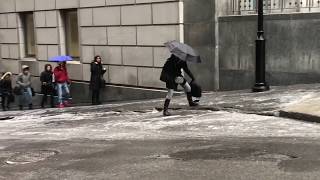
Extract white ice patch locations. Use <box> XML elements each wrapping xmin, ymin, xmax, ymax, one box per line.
<box><xmin>1</xmin><ymin>99</ymin><xmax>320</xmax><ymax>141</ymax></box>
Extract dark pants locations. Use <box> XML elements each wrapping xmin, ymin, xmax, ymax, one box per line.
<box><xmin>41</xmin><ymin>85</ymin><xmax>54</xmax><ymax>107</ymax></box>
<box><xmin>1</xmin><ymin>94</ymin><xmax>10</xmax><ymax>110</ymax></box>
<box><xmin>92</xmin><ymin>90</ymin><xmax>100</xmax><ymax>105</ymax></box>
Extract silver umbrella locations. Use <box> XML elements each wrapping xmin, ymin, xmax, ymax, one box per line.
<box><xmin>164</xmin><ymin>40</ymin><xmax>202</xmax><ymax>63</ymax></box>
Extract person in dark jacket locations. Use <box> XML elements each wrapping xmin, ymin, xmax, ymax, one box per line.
<box><xmin>40</xmin><ymin>64</ymin><xmax>54</xmax><ymax>108</ymax></box>
<box><xmin>160</xmin><ymin>54</ymin><xmax>198</xmax><ymax>116</ymax></box>
<box><xmin>0</xmin><ymin>72</ymin><xmax>13</xmax><ymax>111</ymax></box>
<box><xmin>90</xmin><ymin>55</ymin><xmax>107</xmax><ymax>105</ymax></box>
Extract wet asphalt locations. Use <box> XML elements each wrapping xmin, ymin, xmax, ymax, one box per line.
<box><xmin>1</xmin><ymin>137</ymin><xmax>320</xmax><ymax>180</ymax></box>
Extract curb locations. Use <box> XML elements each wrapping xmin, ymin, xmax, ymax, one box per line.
<box><xmin>279</xmin><ymin>110</ymin><xmax>320</xmax><ymax>123</ymax></box>
<box><xmin>155</xmin><ymin>105</ymin><xmax>221</xmax><ymax>112</ymax></box>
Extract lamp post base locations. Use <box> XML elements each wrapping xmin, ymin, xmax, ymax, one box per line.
<box><xmin>252</xmin><ymin>83</ymin><xmax>270</xmax><ymax>92</ymax></box>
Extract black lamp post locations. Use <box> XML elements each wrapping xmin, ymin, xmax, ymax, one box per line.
<box><xmin>252</xmin><ymin>0</ymin><xmax>269</xmax><ymax>92</ymax></box>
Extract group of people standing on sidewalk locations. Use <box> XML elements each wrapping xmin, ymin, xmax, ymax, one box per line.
<box><xmin>40</xmin><ymin>62</ymin><xmax>71</xmax><ymax>109</ymax></box>
<box><xmin>0</xmin><ymin>55</ymin><xmax>107</xmax><ymax>111</ymax></box>
<box><xmin>0</xmin><ymin>62</ymin><xmax>71</xmax><ymax>111</ymax></box>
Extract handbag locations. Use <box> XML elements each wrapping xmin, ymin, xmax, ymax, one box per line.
<box><xmin>9</xmin><ymin>94</ymin><xmax>15</xmax><ymax>103</ymax></box>
<box><xmin>13</xmin><ymin>86</ymin><xmax>22</xmax><ymax>95</ymax></box>
<box><xmin>100</xmin><ymin>78</ymin><xmax>106</xmax><ymax>88</ymax></box>
<box><xmin>190</xmin><ymin>82</ymin><xmax>202</xmax><ymax>98</ymax></box>
<box><xmin>31</xmin><ymin>87</ymin><xmax>35</xmax><ymax>96</ymax></box>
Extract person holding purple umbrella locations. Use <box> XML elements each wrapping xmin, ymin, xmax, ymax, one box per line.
<box><xmin>53</xmin><ymin>62</ymin><xmax>71</xmax><ymax>108</ymax></box>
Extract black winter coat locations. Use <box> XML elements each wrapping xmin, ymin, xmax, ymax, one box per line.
<box><xmin>40</xmin><ymin>70</ymin><xmax>54</xmax><ymax>94</ymax></box>
<box><xmin>0</xmin><ymin>79</ymin><xmax>12</xmax><ymax>95</ymax></box>
<box><xmin>90</xmin><ymin>62</ymin><xmax>106</xmax><ymax>90</ymax></box>
<box><xmin>160</xmin><ymin>55</ymin><xmax>195</xmax><ymax>90</ymax></box>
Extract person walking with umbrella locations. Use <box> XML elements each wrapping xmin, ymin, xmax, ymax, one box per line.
<box><xmin>160</xmin><ymin>41</ymin><xmax>202</xmax><ymax>116</ymax></box>
<box><xmin>90</xmin><ymin>55</ymin><xmax>107</xmax><ymax>105</ymax></box>
<box><xmin>40</xmin><ymin>64</ymin><xmax>55</xmax><ymax>108</ymax></box>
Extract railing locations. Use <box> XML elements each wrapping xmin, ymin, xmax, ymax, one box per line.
<box><xmin>231</xmin><ymin>0</ymin><xmax>320</xmax><ymax>15</ymax></box>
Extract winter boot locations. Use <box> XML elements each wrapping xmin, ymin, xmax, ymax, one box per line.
<box><xmin>50</xmin><ymin>97</ymin><xmax>55</xmax><ymax>108</ymax></box>
<box><xmin>187</xmin><ymin>93</ymin><xmax>198</xmax><ymax>107</ymax></box>
<box><xmin>57</xmin><ymin>103</ymin><xmax>65</xmax><ymax>108</ymax></box>
<box><xmin>63</xmin><ymin>101</ymin><xmax>71</xmax><ymax>107</ymax></box>
<box><xmin>163</xmin><ymin>99</ymin><xmax>171</xmax><ymax>116</ymax></box>
<box><xmin>19</xmin><ymin>105</ymin><xmax>23</xmax><ymax>110</ymax></box>
<box><xmin>41</xmin><ymin>97</ymin><xmax>45</xmax><ymax>108</ymax></box>
<box><xmin>28</xmin><ymin>104</ymin><xmax>33</xmax><ymax>110</ymax></box>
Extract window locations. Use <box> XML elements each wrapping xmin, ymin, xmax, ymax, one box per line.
<box><xmin>22</xmin><ymin>13</ymin><xmax>35</xmax><ymax>57</ymax></box>
<box><xmin>63</xmin><ymin>10</ymin><xmax>79</xmax><ymax>59</ymax></box>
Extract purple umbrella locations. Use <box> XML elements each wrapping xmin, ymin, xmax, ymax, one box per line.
<box><xmin>49</xmin><ymin>55</ymin><xmax>73</xmax><ymax>62</ymax></box>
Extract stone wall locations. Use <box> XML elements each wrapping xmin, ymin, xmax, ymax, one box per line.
<box><xmin>219</xmin><ymin>13</ymin><xmax>320</xmax><ymax>90</ymax></box>
<box><xmin>183</xmin><ymin>0</ymin><xmax>216</xmax><ymax>90</ymax></box>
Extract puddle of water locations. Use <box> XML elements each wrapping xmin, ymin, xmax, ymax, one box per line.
<box><xmin>169</xmin><ymin>146</ymin><xmax>297</xmax><ymax>162</ymax></box>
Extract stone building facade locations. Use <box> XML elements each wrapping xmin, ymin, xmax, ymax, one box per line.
<box><xmin>0</xmin><ymin>0</ymin><xmax>185</xmax><ymax>101</ymax></box>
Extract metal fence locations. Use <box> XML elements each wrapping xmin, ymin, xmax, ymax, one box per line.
<box><xmin>231</xmin><ymin>0</ymin><xmax>320</xmax><ymax>15</ymax></box>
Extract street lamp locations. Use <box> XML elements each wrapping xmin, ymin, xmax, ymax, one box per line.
<box><xmin>252</xmin><ymin>0</ymin><xmax>269</xmax><ymax>92</ymax></box>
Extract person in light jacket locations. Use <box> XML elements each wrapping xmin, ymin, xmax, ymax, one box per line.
<box><xmin>17</xmin><ymin>65</ymin><xmax>33</xmax><ymax>110</ymax></box>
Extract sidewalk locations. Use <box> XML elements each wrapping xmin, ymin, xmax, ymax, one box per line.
<box><xmin>280</xmin><ymin>97</ymin><xmax>320</xmax><ymax>123</ymax></box>
<box><xmin>1</xmin><ymin>83</ymin><xmax>320</xmax><ymax>123</ymax></box>
<box><xmin>155</xmin><ymin>83</ymin><xmax>320</xmax><ymax>123</ymax></box>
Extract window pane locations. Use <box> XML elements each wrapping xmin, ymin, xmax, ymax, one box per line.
<box><xmin>24</xmin><ymin>13</ymin><xmax>35</xmax><ymax>57</ymax></box>
<box><xmin>65</xmin><ymin>11</ymin><xmax>79</xmax><ymax>58</ymax></box>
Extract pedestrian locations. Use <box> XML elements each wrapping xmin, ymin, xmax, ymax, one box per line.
<box><xmin>53</xmin><ymin>62</ymin><xmax>71</xmax><ymax>108</ymax></box>
<box><xmin>40</xmin><ymin>64</ymin><xmax>55</xmax><ymax>108</ymax></box>
<box><xmin>160</xmin><ymin>54</ymin><xmax>198</xmax><ymax>116</ymax></box>
<box><xmin>0</xmin><ymin>72</ymin><xmax>13</xmax><ymax>111</ymax></box>
<box><xmin>90</xmin><ymin>55</ymin><xmax>107</xmax><ymax>105</ymax></box>
<box><xmin>17</xmin><ymin>65</ymin><xmax>33</xmax><ymax>110</ymax></box>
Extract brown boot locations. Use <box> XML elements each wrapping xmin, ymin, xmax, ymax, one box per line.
<box><xmin>163</xmin><ymin>99</ymin><xmax>171</xmax><ymax>116</ymax></box>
